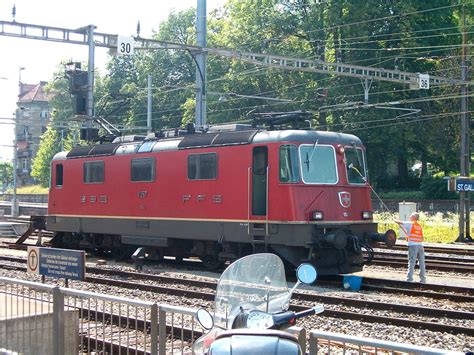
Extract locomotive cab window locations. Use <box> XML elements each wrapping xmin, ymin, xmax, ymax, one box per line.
<box><xmin>188</xmin><ymin>153</ymin><xmax>217</xmax><ymax>180</ymax></box>
<box><xmin>55</xmin><ymin>163</ymin><xmax>63</xmax><ymax>187</ymax></box>
<box><xmin>345</xmin><ymin>146</ymin><xmax>367</xmax><ymax>184</ymax></box>
<box><xmin>299</xmin><ymin>145</ymin><xmax>337</xmax><ymax>184</ymax></box>
<box><xmin>131</xmin><ymin>157</ymin><xmax>155</xmax><ymax>182</ymax></box>
<box><xmin>83</xmin><ymin>161</ymin><xmax>104</xmax><ymax>183</ymax></box>
<box><xmin>279</xmin><ymin>145</ymin><xmax>300</xmax><ymax>183</ymax></box>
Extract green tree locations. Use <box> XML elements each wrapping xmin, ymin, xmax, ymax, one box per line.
<box><xmin>31</xmin><ymin>65</ymin><xmax>74</xmax><ymax>187</ymax></box>
<box><xmin>95</xmin><ymin>9</ymin><xmax>198</xmax><ymax>132</ymax></box>
<box><xmin>214</xmin><ymin>0</ymin><xmax>464</xmax><ymax>187</ymax></box>
<box><xmin>36</xmin><ymin>0</ymin><xmax>470</xmax><ymax>191</ymax></box>
<box><xmin>0</xmin><ymin>161</ymin><xmax>13</xmax><ymax>193</ymax></box>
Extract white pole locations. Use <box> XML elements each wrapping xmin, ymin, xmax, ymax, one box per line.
<box><xmin>147</xmin><ymin>75</ymin><xmax>152</xmax><ymax>133</ymax></box>
<box><xmin>87</xmin><ymin>25</ymin><xmax>95</xmax><ymax>127</ymax></box>
<box><xmin>12</xmin><ymin>67</ymin><xmax>24</xmax><ymax>217</ymax></box>
<box><xmin>195</xmin><ymin>0</ymin><xmax>207</xmax><ymax>128</ymax></box>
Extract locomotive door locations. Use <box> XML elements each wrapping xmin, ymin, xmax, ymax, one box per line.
<box><xmin>251</xmin><ymin>146</ymin><xmax>268</xmax><ymax>216</ymax></box>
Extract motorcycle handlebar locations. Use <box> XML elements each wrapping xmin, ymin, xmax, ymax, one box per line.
<box><xmin>295</xmin><ymin>305</ymin><xmax>324</xmax><ymax>319</ymax></box>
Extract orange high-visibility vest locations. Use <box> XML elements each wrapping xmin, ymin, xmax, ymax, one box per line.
<box><xmin>407</xmin><ymin>221</ymin><xmax>423</xmax><ymax>243</ymax></box>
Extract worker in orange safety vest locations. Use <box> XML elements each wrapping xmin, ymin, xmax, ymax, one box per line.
<box><xmin>395</xmin><ymin>212</ymin><xmax>426</xmax><ymax>283</ymax></box>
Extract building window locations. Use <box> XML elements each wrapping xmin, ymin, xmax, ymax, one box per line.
<box><xmin>40</xmin><ymin>111</ymin><xmax>48</xmax><ymax>119</ymax></box>
<box><xmin>56</xmin><ymin>164</ymin><xmax>63</xmax><ymax>187</ymax></box>
<box><xmin>131</xmin><ymin>158</ymin><xmax>155</xmax><ymax>182</ymax></box>
<box><xmin>83</xmin><ymin>161</ymin><xmax>104</xmax><ymax>183</ymax></box>
<box><xmin>188</xmin><ymin>153</ymin><xmax>217</xmax><ymax>180</ymax></box>
<box><xmin>21</xmin><ymin>159</ymin><xmax>28</xmax><ymax>172</ymax></box>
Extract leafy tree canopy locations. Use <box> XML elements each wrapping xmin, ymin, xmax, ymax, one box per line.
<box><xmin>34</xmin><ymin>1</ymin><xmax>473</xmax><ymax>188</ymax></box>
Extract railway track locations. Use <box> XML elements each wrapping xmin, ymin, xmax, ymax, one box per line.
<box><xmin>1</xmin><ymin>253</ymin><xmax>472</xmax><ymax>302</ymax></box>
<box><xmin>374</xmin><ymin>250</ymin><xmax>474</xmax><ymax>263</ymax></box>
<box><xmin>370</xmin><ymin>255</ymin><xmax>474</xmax><ymax>273</ymax></box>
<box><xmin>1</xmin><ymin>239</ymin><xmax>474</xmax><ymax>274</ymax></box>
<box><xmin>1</xmin><ymin>256</ymin><xmax>472</xmax><ymax>337</ymax></box>
<box><xmin>376</xmin><ymin>244</ymin><xmax>474</xmax><ymax>257</ymax></box>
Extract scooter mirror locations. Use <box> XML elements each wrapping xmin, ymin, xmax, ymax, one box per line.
<box><xmin>196</xmin><ymin>308</ymin><xmax>214</xmax><ymax>330</ymax></box>
<box><xmin>296</xmin><ymin>263</ymin><xmax>317</xmax><ymax>284</ymax></box>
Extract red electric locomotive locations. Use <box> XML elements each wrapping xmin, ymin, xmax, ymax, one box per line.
<box><xmin>46</xmin><ymin>123</ymin><xmax>395</xmax><ymax>274</ymax></box>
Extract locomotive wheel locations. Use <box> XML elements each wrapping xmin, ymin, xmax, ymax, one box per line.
<box><xmin>62</xmin><ymin>233</ymin><xmax>80</xmax><ymax>249</ymax></box>
<box><xmin>50</xmin><ymin>232</ymin><xmax>64</xmax><ymax>248</ymax></box>
<box><xmin>200</xmin><ymin>255</ymin><xmax>223</xmax><ymax>271</ymax></box>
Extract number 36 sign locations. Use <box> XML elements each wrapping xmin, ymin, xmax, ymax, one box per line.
<box><xmin>117</xmin><ymin>35</ymin><xmax>135</xmax><ymax>56</ymax></box>
<box><xmin>418</xmin><ymin>74</ymin><xmax>430</xmax><ymax>90</ymax></box>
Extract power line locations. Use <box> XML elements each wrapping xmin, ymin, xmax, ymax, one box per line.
<box><xmin>338</xmin><ymin>31</ymin><xmax>469</xmax><ymax>48</ymax></box>
<box><xmin>306</xmin><ymin>25</ymin><xmax>464</xmax><ymax>46</ymax></box>
<box><xmin>343</xmin><ymin>110</ymin><xmax>472</xmax><ymax>133</ymax></box>
<box><xmin>236</xmin><ymin>3</ymin><xmax>463</xmax><ymax>50</ymax></box>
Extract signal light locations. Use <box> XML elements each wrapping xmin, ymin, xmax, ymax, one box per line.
<box><xmin>362</xmin><ymin>211</ymin><xmax>373</xmax><ymax>219</ymax></box>
<box><xmin>337</xmin><ymin>144</ymin><xmax>345</xmax><ymax>155</ymax></box>
<box><xmin>312</xmin><ymin>211</ymin><xmax>324</xmax><ymax>221</ymax></box>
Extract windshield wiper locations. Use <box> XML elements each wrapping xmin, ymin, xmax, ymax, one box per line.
<box><xmin>305</xmin><ymin>139</ymin><xmax>319</xmax><ymax>171</ymax></box>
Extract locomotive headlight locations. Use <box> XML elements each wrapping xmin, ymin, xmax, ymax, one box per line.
<box><xmin>362</xmin><ymin>211</ymin><xmax>373</xmax><ymax>219</ymax></box>
<box><xmin>312</xmin><ymin>211</ymin><xmax>324</xmax><ymax>221</ymax></box>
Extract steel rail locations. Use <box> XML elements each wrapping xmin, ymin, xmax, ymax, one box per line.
<box><xmin>61</xmin><ymin>275</ymin><xmax>474</xmax><ymax>337</ymax></box>
<box><xmin>0</xmin><ymin>255</ymin><xmax>472</xmax><ymax>300</ymax></box>
<box><xmin>370</xmin><ymin>258</ymin><xmax>473</xmax><ymax>273</ymax></box>
<box><xmin>376</xmin><ymin>244</ymin><xmax>474</xmax><ymax>256</ymax></box>
<box><xmin>0</xmin><ymin>260</ymin><xmax>472</xmax><ymax>336</ymax></box>
<box><xmin>374</xmin><ymin>250</ymin><xmax>474</xmax><ymax>263</ymax></box>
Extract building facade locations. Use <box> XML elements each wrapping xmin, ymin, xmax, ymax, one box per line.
<box><xmin>15</xmin><ymin>81</ymin><xmax>53</xmax><ymax>187</ymax></box>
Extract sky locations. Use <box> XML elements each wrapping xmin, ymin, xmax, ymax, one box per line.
<box><xmin>0</xmin><ymin>0</ymin><xmax>226</xmax><ymax>161</ymax></box>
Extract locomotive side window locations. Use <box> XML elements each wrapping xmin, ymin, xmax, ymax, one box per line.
<box><xmin>279</xmin><ymin>145</ymin><xmax>300</xmax><ymax>183</ymax></box>
<box><xmin>345</xmin><ymin>147</ymin><xmax>367</xmax><ymax>184</ymax></box>
<box><xmin>83</xmin><ymin>161</ymin><xmax>104</xmax><ymax>183</ymax></box>
<box><xmin>188</xmin><ymin>153</ymin><xmax>217</xmax><ymax>180</ymax></box>
<box><xmin>299</xmin><ymin>145</ymin><xmax>337</xmax><ymax>184</ymax></box>
<box><xmin>131</xmin><ymin>158</ymin><xmax>155</xmax><ymax>182</ymax></box>
<box><xmin>252</xmin><ymin>146</ymin><xmax>268</xmax><ymax>175</ymax></box>
<box><xmin>55</xmin><ymin>164</ymin><xmax>63</xmax><ymax>187</ymax></box>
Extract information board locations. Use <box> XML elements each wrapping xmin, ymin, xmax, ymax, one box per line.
<box><xmin>27</xmin><ymin>246</ymin><xmax>86</xmax><ymax>281</ymax></box>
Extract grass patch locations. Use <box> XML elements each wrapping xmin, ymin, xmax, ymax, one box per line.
<box><xmin>374</xmin><ymin>212</ymin><xmax>473</xmax><ymax>244</ymax></box>
<box><xmin>7</xmin><ymin>185</ymin><xmax>49</xmax><ymax>194</ymax></box>
<box><xmin>374</xmin><ymin>190</ymin><xmax>424</xmax><ymax>200</ymax></box>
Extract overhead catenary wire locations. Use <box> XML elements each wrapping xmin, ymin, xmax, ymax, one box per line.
<box><xmin>304</xmin><ymin>26</ymin><xmax>466</xmax><ymax>47</ymax></box>
<box><xmin>207</xmin><ymin>89</ymin><xmax>473</xmax><ymax>117</ymax></box>
<box><xmin>344</xmin><ymin>110</ymin><xmax>473</xmax><ymax>133</ymax></box>
<box><xmin>104</xmin><ymin>72</ymin><xmax>465</xmax><ymax>125</ymax></box>
<box><xmin>49</xmin><ymin>3</ymin><xmax>469</xmax><ymax>131</ymax></box>
<box><xmin>236</xmin><ymin>3</ymin><xmax>464</xmax><ymax>50</ymax></box>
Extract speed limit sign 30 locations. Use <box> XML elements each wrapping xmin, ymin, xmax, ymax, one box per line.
<box><xmin>117</xmin><ymin>35</ymin><xmax>135</xmax><ymax>56</ymax></box>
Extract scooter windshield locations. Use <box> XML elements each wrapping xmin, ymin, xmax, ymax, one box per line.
<box><xmin>213</xmin><ymin>253</ymin><xmax>289</xmax><ymax>329</ymax></box>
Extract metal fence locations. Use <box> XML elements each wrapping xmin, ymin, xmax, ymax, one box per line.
<box><xmin>308</xmin><ymin>330</ymin><xmax>462</xmax><ymax>355</ymax></box>
<box><xmin>0</xmin><ymin>277</ymin><xmax>462</xmax><ymax>355</ymax></box>
<box><xmin>0</xmin><ymin>277</ymin><xmax>203</xmax><ymax>355</ymax></box>
<box><xmin>0</xmin><ymin>195</ymin><xmax>49</xmax><ymax>204</ymax></box>
<box><xmin>0</xmin><ymin>194</ymin><xmax>466</xmax><ymax>213</ymax></box>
